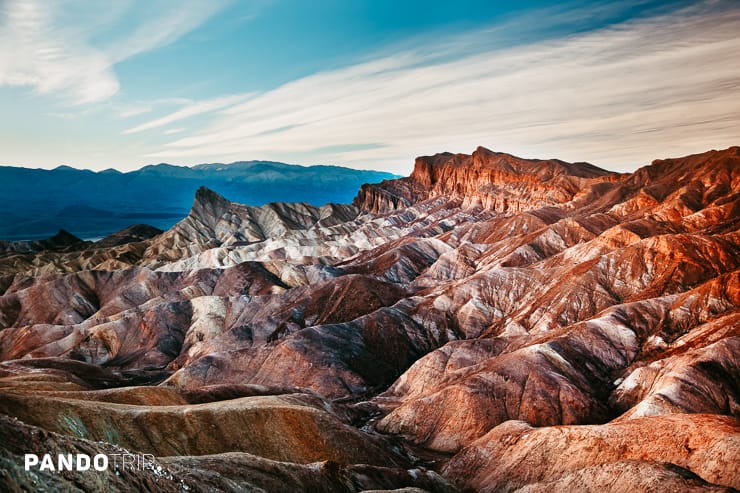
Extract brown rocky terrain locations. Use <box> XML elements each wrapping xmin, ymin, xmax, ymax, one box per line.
<box><xmin>442</xmin><ymin>414</ymin><xmax>739</xmax><ymax>492</ymax></box>
<box><xmin>0</xmin><ymin>146</ymin><xmax>738</xmax><ymax>491</ymax></box>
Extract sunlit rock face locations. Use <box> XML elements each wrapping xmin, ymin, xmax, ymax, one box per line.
<box><xmin>354</xmin><ymin>146</ymin><xmax>619</xmax><ymax>214</ymax></box>
<box><xmin>1</xmin><ymin>146</ymin><xmax>738</xmax><ymax>492</ymax></box>
<box><xmin>442</xmin><ymin>414</ymin><xmax>740</xmax><ymax>492</ymax></box>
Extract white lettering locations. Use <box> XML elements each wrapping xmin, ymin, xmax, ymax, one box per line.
<box><xmin>24</xmin><ymin>454</ymin><xmax>38</xmax><ymax>471</ymax></box>
<box><xmin>109</xmin><ymin>453</ymin><xmax>121</xmax><ymax>469</ymax></box>
<box><xmin>40</xmin><ymin>454</ymin><xmax>54</xmax><ymax>471</ymax></box>
<box><xmin>22</xmin><ymin>452</ymin><xmax>150</xmax><ymax>472</ymax></box>
<box><xmin>76</xmin><ymin>454</ymin><xmax>90</xmax><ymax>471</ymax></box>
<box><xmin>93</xmin><ymin>454</ymin><xmax>108</xmax><ymax>471</ymax></box>
<box><xmin>122</xmin><ymin>453</ymin><xmax>135</xmax><ymax>470</ymax></box>
<box><xmin>58</xmin><ymin>454</ymin><xmax>74</xmax><ymax>471</ymax></box>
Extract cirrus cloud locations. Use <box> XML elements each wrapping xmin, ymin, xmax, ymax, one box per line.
<box><xmin>145</xmin><ymin>1</ymin><xmax>740</xmax><ymax>173</ymax></box>
<box><xmin>0</xmin><ymin>0</ymin><xmax>230</xmax><ymax>105</ymax></box>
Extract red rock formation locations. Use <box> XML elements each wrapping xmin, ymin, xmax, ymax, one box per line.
<box><xmin>443</xmin><ymin>414</ymin><xmax>740</xmax><ymax>491</ymax></box>
<box><xmin>354</xmin><ymin>147</ymin><xmax>619</xmax><ymax>213</ymax></box>
<box><xmin>0</xmin><ymin>145</ymin><xmax>738</xmax><ymax>492</ymax></box>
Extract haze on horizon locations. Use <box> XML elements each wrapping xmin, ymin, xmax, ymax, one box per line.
<box><xmin>0</xmin><ymin>0</ymin><xmax>738</xmax><ymax>175</ymax></box>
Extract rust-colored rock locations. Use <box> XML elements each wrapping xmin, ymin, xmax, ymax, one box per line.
<box><xmin>443</xmin><ymin>414</ymin><xmax>740</xmax><ymax>492</ymax></box>
<box><xmin>1</xmin><ymin>146</ymin><xmax>739</xmax><ymax>491</ymax></box>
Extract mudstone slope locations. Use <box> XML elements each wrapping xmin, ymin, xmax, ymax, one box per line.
<box><xmin>0</xmin><ymin>146</ymin><xmax>738</xmax><ymax>492</ymax></box>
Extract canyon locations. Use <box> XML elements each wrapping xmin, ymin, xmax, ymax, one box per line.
<box><xmin>0</xmin><ymin>146</ymin><xmax>738</xmax><ymax>492</ymax></box>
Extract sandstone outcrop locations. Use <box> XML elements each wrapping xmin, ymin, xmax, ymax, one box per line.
<box><xmin>354</xmin><ymin>146</ymin><xmax>618</xmax><ymax>213</ymax></box>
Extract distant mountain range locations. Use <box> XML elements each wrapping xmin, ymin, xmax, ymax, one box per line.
<box><xmin>0</xmin><ymin>161</ymin><xmax>398</xmax><ymax>240</ymax></box>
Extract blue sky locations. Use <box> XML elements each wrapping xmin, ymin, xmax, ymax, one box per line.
<box><xmin>1</xmin><ymin>0</ymin><xmax>738</xmax><ymax>174</ymax></box>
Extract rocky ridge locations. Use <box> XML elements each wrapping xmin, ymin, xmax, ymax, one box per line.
<box><xmin>354</xmin><ymin>146</ymin><xmax>619</xmax><ymax>213</ymax></box>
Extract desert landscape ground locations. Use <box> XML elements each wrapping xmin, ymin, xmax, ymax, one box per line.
<box><xmin>0</xmin><ymin>145</ymin><xmax>737</xmax><ymax>492</ymax></box>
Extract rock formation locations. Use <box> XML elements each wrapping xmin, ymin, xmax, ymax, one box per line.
<box><xmin>0</xmin><ymin>146</ymin><xmax>738</xmax><ymax>491</ymax></box>
<box><xmin>354</xmin><ymin>146</ymin><xmax>618</xmax><ymax>213</ymax></box>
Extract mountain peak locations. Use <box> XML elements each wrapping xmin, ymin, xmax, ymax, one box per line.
<box><xmin>412</xmin><ymin>148</ymin><xmax>610</xmax><ymax>184</ymax></box>
<box><xmin>188</xmin><ymin>186</ymin><xmax>232</xmax><ymax>229</ymax></box>
<box><xmin>99</xmin><ymin>168</ymin><xmax>122</xmax><ymax>175</ymax></box>
<box><xmin>194</xmin><ymin>185</ymin><xmax>228</xmax><ymax>204</ymax></box>
<box><xmin>49</xmin><ymin>229</ymin><xmax>83</xmax><ymax>244</ymax></box>
<box><xmin>356</xmin><ymin>147</ymin><xmax>616</xmax><ymax>213</ymax></box>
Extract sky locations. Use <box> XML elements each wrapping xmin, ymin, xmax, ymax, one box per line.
<box><xmin>0</xmin><ymin>0</ymin><xmax>738</xmax><ymax>175</ymax></box>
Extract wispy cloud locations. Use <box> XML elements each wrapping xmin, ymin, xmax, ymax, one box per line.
<box><xmin>115</xmin><ymin>97</ymin><xmax>193</xmax><ymax>119</ymax></box>
<box><xmin>0</xmin><ymin>1</ymin><xmax>119</xmax><ymax>104</ymax></box>
<box><xmin>146</xmin><ymin>1</ymin><xmax>740</xmax><ymax>173</ymax></box>
<box><xmin>163</xmin><ymin>127</ymin><xmax>186</xmax><ymax>135</ymax></box>
<box><xmin>104</xmin><ymin>1</ymin><xmax>231</xmax><ymax>63</ymax></box>
<box><xmin>123</xmin><ymin>93</ymin><xmax>254</xmax><ymax>134</ymax></box>
<box><xmin>0</xmin><ymin>0</ymin><xmax>230</xmax><ymax>104</ymax></box>
<box><xmin>118</xmin><ymin>106</ymin><xmax>152</xmax><ymax>119</ymax></box>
